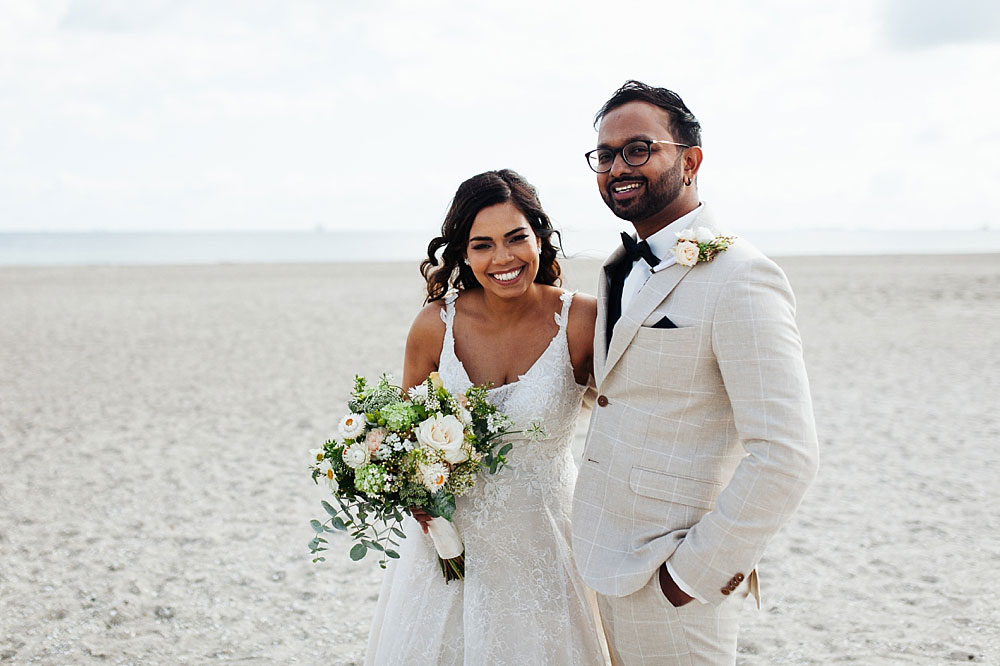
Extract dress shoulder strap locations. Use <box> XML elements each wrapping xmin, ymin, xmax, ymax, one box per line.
<box><xmin>439</xmin><ymin>291</ymin><xmax>458</xmax><ymax>334</ymax></box>
<box><xmin>553</xmin><ymin>290</ymin><xmax>576</xmax><ymax>331</ymax></box>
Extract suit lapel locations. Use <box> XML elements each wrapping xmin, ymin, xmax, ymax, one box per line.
<box><xmin>602</xmin><ymin>260</ymin><xmax>693</xmax><ymax>381</ymax></box>
<box><xmin>595</xmin><ymin>245</ymin><xmax>626</xmax><ymax>382</ymax></box>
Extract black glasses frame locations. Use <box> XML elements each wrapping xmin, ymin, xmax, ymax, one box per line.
<box><xmin>584</xmin><ymin>139</ymin><xmax>690</xmax><ymax>174</ymax></box>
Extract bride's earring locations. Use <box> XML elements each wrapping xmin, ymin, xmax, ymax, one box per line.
<box><xmin>463</xmin><ymin>257</ymin><xmax>470</xmax><ymax>266</ymax></box>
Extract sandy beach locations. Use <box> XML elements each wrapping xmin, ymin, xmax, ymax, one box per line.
<box><xmin>1</xmin><ymin>254</ymin><xmax>998</xmax><ymax>665</ymax></box>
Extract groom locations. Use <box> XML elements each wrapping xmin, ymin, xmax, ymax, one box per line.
<box><xmin>571</xmin><ymin>81</ymin><xmax>820</xmax><ymax>665</ymax></box>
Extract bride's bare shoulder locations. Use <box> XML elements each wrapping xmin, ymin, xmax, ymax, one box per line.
<box><xmin>408</xmin><ymin>300</ymin><xmax>447</xmax><ymax>343</ymax></box>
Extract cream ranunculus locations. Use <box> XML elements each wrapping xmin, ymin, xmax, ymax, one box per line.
<box><xmin>673</xmin><ymin>241</ymin><xmax>700</xmax><ymax>267</ymax></box>
<box><xmin>427</xmin><ymin>372</ymin><xmax>444</xmax><ymax>391</ymax></box>
<box><xmin>364</xmin><ymin>427</ymin><xmax>387</xmax><ymax>453</ymax></box>
<box><xmin>342</xmin><ymin>442</ymin><xmax>371</xmax><ymax>469</ymax></box>
<box><xmin>695</xmin><ymin>227</ymin><xmax>715</xmax><ymax>243</ymax></box>
<box><xmin>415</xmin><ymin>414</ymin><xmax>469</xmax><ymax>464</ymax></box>
<box><xmin>676</xmin><ymin>227</ymin><xmax>696</xmax><ymax>242</ymax></box>
<box><xmin>338</xmin><ymin>413</ymin><xmax>366</xmax><ymax>440</ymax></box>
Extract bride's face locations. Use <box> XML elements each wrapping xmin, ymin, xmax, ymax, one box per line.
<box><xmin>465</xmin><ymin>201</ymin><xmax>542</xmax><ymax>299</ymax></box>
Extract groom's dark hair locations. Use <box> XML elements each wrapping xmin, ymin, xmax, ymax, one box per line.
<box><xmin>595</xmin><ymin>80</ymin><xmax>702</xmax><ymax>148</ymax></box>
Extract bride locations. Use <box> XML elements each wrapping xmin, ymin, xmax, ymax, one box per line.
<box><xmin>365</xmin><ymin>169</ymin><xmax>608</xmax><ymax>665</ymax></box>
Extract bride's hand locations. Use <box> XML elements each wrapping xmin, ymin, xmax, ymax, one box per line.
<box><xmin>409</xmin><ymin>506</ymin><xmax>432</xmax><ymax>534</ymax></box>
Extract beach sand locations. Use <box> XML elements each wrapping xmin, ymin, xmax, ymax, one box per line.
<box><xmin>1</xmin><ymin>255</ymin><xmax>997</xmax><ymax>665</ymax></box>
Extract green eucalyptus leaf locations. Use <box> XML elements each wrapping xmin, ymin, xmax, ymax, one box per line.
<box><xmin>385</xmin><ymin>549</ymin><xmax>400</xmax><ymax>559</ymax></box>
<box><xmin>310</xmin><ymin>520</ymin><xmax>325</xmax><ymax>533</ymax></box>
<box><xmin>350</xmin><ymin>543</ymin><xmax>368</xmax><ymax>561</ymax></box>
<box><xmin>322</xmin><ymin>501</ymin><xmax>338</xmax><ymax>517</ymax></box>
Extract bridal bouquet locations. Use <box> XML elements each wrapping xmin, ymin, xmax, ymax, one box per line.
<box><xmin>309</xmin><ymin>372</ymin><xmax>516</xmax><ymax>581</ymax></box>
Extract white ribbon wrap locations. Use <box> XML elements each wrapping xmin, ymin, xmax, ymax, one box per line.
<box><xmin>426</xmin><ymin>516</ymin><xmax>464</xmax><ymax>559</ymax></box>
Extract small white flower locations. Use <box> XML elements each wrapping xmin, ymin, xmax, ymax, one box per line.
<box><xmin>342</xmin><ymin>442</ymin><xmax>371</xmax><ymax>469</ymax></box>
<box><xmin>415</xmin><ymin>413</ymin><xmax>469</xmax><ymax>464</ymax></box>
<box><xmin>407</xmin><ymin>385</ymin><xmax>428</xmax><ymax>404</ymax></box>
<box><xmin>309</xmin><ymin>448</ymin><xmax>325</xmax><ymax>465</ymax></box>
<box><xmin>338</xmin><ymin>413</ymin><xmax>366</xmax><ymax>440</ymax></box>
<box><xmin>695</xmin><ymin>227</ymin><xmax>715</xmax><ymax>243</ymax></box>
<box><xmin>676</xmin><ymin>227</ymin><xmax>697</xmax><ymax>242</ymax></box>
<box><xmin>673</xmin><ymin>240</ymin><xmax>700</xmax><ymax>267</ymax></box>
<box><xmin>526</xmin><ymin>421</ymin><xmax>548</xmax><ymax>443</ymax></box>
<box><xmin>364</xmin><ymin>427</ymin><xmax>387</xmax><ymax>454</ymax></box>
<box><xmin>419</xmin><ymin>462</ymin><xmax>450</xmax><ymax>492</ymax></box>
<box><xmin>317</xmin><ymin>460</ymin><xmax>338</xmax><ymax>491</ymax></box>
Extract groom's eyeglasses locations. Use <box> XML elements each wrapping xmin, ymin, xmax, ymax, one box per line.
<box><xmin>584</xmin><ymin>139</ymin><xmax>690</xmax><ymax>174</ymax></box>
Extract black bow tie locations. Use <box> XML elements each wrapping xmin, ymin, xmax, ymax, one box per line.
<box><xmin>620</xmin><ymin>231</ymin><xmax>660</xmax><ymax>268</ymax></box>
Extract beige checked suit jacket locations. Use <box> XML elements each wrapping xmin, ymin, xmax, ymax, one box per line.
<box><xmin>571</xmin><ymin>206</ymin><xmax>819</xmax><ymax>605</ymax></box>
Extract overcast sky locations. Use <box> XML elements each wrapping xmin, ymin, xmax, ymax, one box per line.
<box><xmin>2</xmin><ymin>0</ymin><xmax>999</xmax><ymax>234</ymax></box>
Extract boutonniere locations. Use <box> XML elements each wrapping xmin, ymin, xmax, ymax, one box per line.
<box><xmin>670</xmin><ymin>227</ymin><xmax>736</xmax><ymax>267</ymax></box>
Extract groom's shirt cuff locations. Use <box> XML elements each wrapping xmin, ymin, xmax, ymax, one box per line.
<box><xmin>666</xmin><ymin>560</ymin><xmax>708</xmax><ymax>605</ymax></box>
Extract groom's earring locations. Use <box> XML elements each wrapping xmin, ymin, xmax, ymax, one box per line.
<box><xmin>684</xmin><ymin>177</ymin><xmax>693</xmax><ymax>186</ymax></box>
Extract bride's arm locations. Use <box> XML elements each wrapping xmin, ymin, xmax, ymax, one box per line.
<box><xmin>402</xmin><ymin>301</ymin><xmax>446</xmax><ymax>392</ymax></box>
<box><xmin>566</xmin><ymin>292</ymin><xmax>598</xmax><ymax>388</ymax></box>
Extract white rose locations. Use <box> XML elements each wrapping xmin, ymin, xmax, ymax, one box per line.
<box><xmin>415</xmin><ymin>414</ymin><xmax>469</xmax><ymax>464</ymax></box>
<box><xmin>419</xmin><ymin>462</ymin><xmax>450</xmax><ymax>492</ymax></box>
<box><xmin>364</xmin><ymin>428</ymin><xmax>387</xmax><ymax>453</ymax></box>
<box><xmin>695</xmin><ymin>227</ymin><xmax>715</xmax><ymax>243</ymax></box>
<box><xmin>676</xmin><ymin>227</ymin><xmax>696</xmax><ymax>242</ymax></box>
<box><xmin>673</xmin><ymin>241</ymin><xmax>700</xmax><ymax>267</ymax></box>
<box><xmin>338</xmin><ymin>413</ymin><xmax>366</xmax><ymax>440</ymax></box>
<box><xmin>342</xmin><ymin>442</ymin><xmax>370</xmax><ymax>469</ymax></box>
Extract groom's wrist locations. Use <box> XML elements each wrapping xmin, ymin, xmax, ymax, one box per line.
<box><xmin>658</xmin><ymin>563</ymin><xmax>694</xmax><ymax>607</ymax></box>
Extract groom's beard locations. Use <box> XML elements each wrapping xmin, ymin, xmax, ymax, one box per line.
<box><xmin>602</xmin><ymin>155</ymin><xmax>684</xmax><ymax>223</ymax></box>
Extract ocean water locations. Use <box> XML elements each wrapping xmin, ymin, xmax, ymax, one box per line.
<box><xmin>1</xmin><ymin>228</ymin><xmax>999</xmax><ymax>267</ymax></box>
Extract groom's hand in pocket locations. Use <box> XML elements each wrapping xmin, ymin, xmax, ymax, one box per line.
<box><xmin>658</xmin><ymin>563</ymin><xmax>694</xmax><ymax>607</ymax></box>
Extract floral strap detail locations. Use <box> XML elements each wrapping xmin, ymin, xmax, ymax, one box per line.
<box><xmin>670</xmin><ymin>227</ymin><xmax>736</xmax><ymax>267</ymax></box>
<box><xmin>553</xmin><ymin>290</ymin><xmax>575</xmax><ymax>328</ymax></box>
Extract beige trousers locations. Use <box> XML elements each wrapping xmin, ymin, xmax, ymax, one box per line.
<box><xmin>596</xmin><ymin>572</ymin><xmax>751</xmax><ymax>666</ymax></box>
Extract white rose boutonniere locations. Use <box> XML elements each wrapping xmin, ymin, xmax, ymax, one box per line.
<box><xmin>416</xmin><ymin>413</ymin><xmax>469</xmax><ymax>464</ymax></box>
<box><xmin>671</xmin><ymin>226</ymin><xmax>736</xmax><ymax>267</ymax></box>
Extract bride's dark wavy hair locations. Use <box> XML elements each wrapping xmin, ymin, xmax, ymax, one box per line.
<box><xmin>421</xmin><ymin>169</ymin><xmax>562</xmax><ymax>304</ymax></box>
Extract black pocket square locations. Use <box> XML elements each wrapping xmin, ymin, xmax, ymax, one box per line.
<box><xmin>651</xmin><ymin>315</ymin><xmax>678</xmax><ymax>329</ymax></box>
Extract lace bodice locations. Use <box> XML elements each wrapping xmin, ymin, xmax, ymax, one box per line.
<box><xmin>437</xmin><ymin>289</ymin><xmax>587</xmax><ymax>521</ymax></box>
<box><xmin>365</xmin><ymin>289</ymin><xmax>607</xmax><ymax>666</ymax></box>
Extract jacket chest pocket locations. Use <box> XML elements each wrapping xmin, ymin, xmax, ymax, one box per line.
<box><xmin>627</xmin><ymin>325</ymin><xmax>704</xmax><ymax>389</ymax></box>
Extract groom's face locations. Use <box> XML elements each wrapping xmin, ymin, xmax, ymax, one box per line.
<box><xmin>595</xmin><ymin>101</ymin><xmax>686</xmax><ymax>225</ymax></box>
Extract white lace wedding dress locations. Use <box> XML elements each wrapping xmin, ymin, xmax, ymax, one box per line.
<box><xmin>365</xmin><ymin>290</ymin><xmax>608</xmax><ymax>665</ymax></box>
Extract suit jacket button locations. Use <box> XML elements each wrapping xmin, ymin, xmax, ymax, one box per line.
<box><xmin>735</xmin><ymin>573</ymin><xmax>745</xmax><ymax>582</ymax></box>
<box><xmin>597</xmin><ymin>395</ymin><xmax>609</xmax><ymax>407</ymax></box>
<box><xmin>721</xmin><ymin>588</ymin><xmax>730</xmax><ymax>595</ymax></box>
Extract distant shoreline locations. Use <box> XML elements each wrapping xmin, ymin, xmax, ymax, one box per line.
<box><xmin>2</xmin><ymin>229</ymin><xmax>999</xmax><ymax>267</ymax></box>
